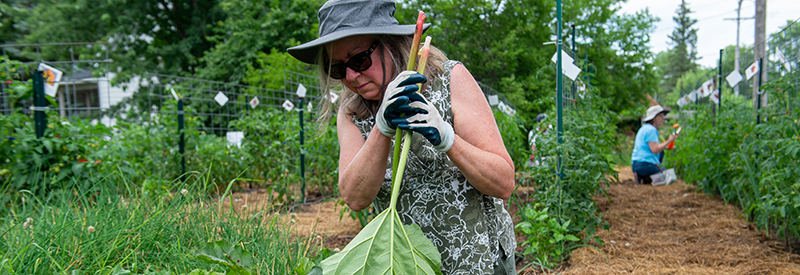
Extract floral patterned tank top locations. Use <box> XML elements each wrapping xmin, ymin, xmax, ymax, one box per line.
<box><xmin>352</xmin><ymin>60</ymin><xmax>516</xmax><ymax>274</ymax></box>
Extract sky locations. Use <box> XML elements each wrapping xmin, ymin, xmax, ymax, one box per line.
<box><xmin>618</xmin><ymin>0</ymin><xmax>800</xmax><ymax>68</ymax></box>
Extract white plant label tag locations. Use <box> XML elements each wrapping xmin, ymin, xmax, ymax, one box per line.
<box><xmin>487</xmin><ymin>95</ymin><xmax>499</xmax><ymax>106</ymax></box>
<box><xmin>282</xmin><ymin>99</ymin><xmax>294</xmax><ymax>111</ymax></box>
<box><xmin>38</xmin><ymin>63</ymin><xmax>63</xmax><ymax>97</ymax></box>
<box><xmin>329</xmin><ymin>91</ymin><xmax>339</xmax><ymax>103</ymax></box>
<box><xmin>551</xmin><ymin>50</ymin><xmax>574</xmax><ymax>65</ymax></box>
<box><xmin>745</xmin><ymin>60</ymin><xmax>759</xmax><ymax>80</ymax></box>
<box><xmin>563</xmin><ymin>62</ymin><xmax>581</xmax><ymax>80</ymax></box>
<box><xmin>296</xmin><ymin>84</ymin><xmax>307</xmax><ymax>98</ymax></box>
<box><xmin>214</xmin><ymin>91</ymin><xmax>229</xmax><ymax>106</ymax></box>
<box><xmin>226</xmin><ymin>131</ymin><xmax>244</xmax><ymax>147</ymax></box>
<box><xmin>249</xmin><ymin>96</ymin><xmax>260</xmax><ymax>109</ymax></box>
<box><xmin>726</xmin><ymin>71</ymin><xmax>742</xmax><ymax>87</ymax></box>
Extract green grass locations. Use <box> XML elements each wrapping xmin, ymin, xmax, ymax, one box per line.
<box><xmin>0</xmin><ymin>170</ymin><xmax>314</xmax><ymax>275</ymax></box>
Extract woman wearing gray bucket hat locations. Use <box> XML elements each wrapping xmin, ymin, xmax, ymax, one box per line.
<box><xmin>631</xmin><ymin>105</ymin><xmax>679</xmax><ymax>184</ymax></box>
<box><xmin>288</xmin><ymin>0</ymin><xmax>516</xmax><ymax>274</ymax></box>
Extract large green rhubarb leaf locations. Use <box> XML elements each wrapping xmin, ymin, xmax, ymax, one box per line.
<box><xmin>319</xmin><ymin>207</ymin><xmax>442</xmax><ymax>275</ymax></box>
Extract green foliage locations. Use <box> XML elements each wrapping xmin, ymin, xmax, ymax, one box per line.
<box><xmin>232</xmin><ymin>108</ymin><xmax>339</xmax><ymax>203</ymax></box>
<box><xmin>493</xmin><ymin>109</ymin><xmax>530</xmax><ymax>170</ymax></box>
<box><xmin>0</xmin><ymin>171</ymin><xmax>314</xmax><ymax>274</ymax></box>
<box><xmin>244</xmin><ymin>49</ymin><xmax>310</xmax><ymax>90</ymax></box>
<box><xmin>1</xmin><ymin>95</ymin><xmax>340</xmax><ymax>205</ymax></box>
<box><xmin>7</xmin><ymin>0</ymin><xmax>226</xmax><ymax>83</ymax></box>
<box><xmin>319</xmin><ymin>207</ymin><xmax>442</xmax><ymax>275</ymax></box>
<box><xmin>515</xmin><ymin>87</ymin><xmax>617</xmax><ymax>268</ymax></box>
<box><xmin>195</xmin><ymin>241</ymin><xmax>254</xmax><ymax>275</ymax></box>
<box><xmin>0</xmin><ymin>1</ymin><xmax>30</xmax><ymax>45</ymax></box>
<box><xmin>580</xmin><ymin>7</ymin><xmax>660</xmax><ymax>112</ymax></box>
<box><xmin>662</xmin><ymin>0</ymin><xmax>699</xmax><ymax>91</ymax></box>
<box><xmin>515</xmin><ymin>207</ymin><xmax>580</xmax><ymax>268</ymax></box>
<box><xmin>0</xmin><ymin>111</ymin><xmax>113</xmax><ymax>198</ymax></box>
<box><xmin>667</xmin><ymin>71</ymin><xmax>800</xmax><ymax>244</ymax></box>
<box><xmin>197</xmin><ymin>0</ymin><xmax>322</xmax><ymax>83</ymax></box>
<box><xmin>398</xmin><ymin>0</ymin><xmax>660</xmax><ymax>123</ymax></box>
<box><xmin>660</xmin><ymin>67</ymin><xmax>716</xmax><ymax>110</ymax></box>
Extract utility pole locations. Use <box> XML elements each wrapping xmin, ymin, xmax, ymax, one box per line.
<box><xmin>753</xmin><ymin>0</ymin><xmax>767</xmax><ymax>109</ymax></box>
<box><xmin>724</xmin><ymin>0</ymin><xmax>753</xmax><ymax>96</ymax></box>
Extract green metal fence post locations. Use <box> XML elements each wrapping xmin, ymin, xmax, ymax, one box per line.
<box><xmin>33</xmin><ymin>70</ymin><xmax>47</xmax><ymax>139</ymax></box>
<box><xmin>299</xmin><ymin>97</ymin><xmax>306</xmax><ymax>204</ymax></box>
<box><xmin>556</xmin><ymin>0</ymin><xmax>563</xmax><ymax>172</ymax></box>
<box><xmin>756</xmin><ymin>57</ymin><xmax>763</xmax><ymax>125</ymax></box>
<box><xmin>178</xmin><ymin>99</ymin><xmax>186</xmax><ymax>182</ymax></box>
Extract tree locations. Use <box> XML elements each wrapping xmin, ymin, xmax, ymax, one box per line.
<box><xmin>12</xmin><ymin>0</ymin><xmax>226</xmax><ymax>83</ymax></box>
<box><xmin>398</xmin><ymin>0</ymin><xmax>554</xmax><ymax>122</ymax></box>
<box><xmin>397</xmin><ymin>0</ymin><xmax>659</xmax><ymax>122</ymax></box>
<box><xmin>196</xmin><ymin>0</ymin><xmax>322</xmax><ymax>83</ymax></box>
<box><xmin>662</xmin><ymin>0</ymin><xmax>698</xmax><ymax>92</ymax></box>
<box><xmin>575</xmin><ymin>6</ymin><xmax>660</xmax><ymax>112</ymax></box>
<box><xmin>0</xmin><ymin>1</ymin><xmax>33</xmax><ymax>56</ymax></box>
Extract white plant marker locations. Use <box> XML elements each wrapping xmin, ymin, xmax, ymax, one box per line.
<box><xmin>282</xmin><ymin>100</ymin><xmax>294</xmax><ymax>111</ymax></box>
<box><xmin>38</xmin><ymin>63</ymin><xmax>63</xmax><ymax>97</ymax></box>
<box><xmin>329</xmin><ymin>91</ymin><xmax>339</xmax><ymax>103</ymax></box>
<box><xmin>726</xmin><ymin>71</ymin><xmax>743</xmax><ymax>88</ymax></box>
<box><xmin>296</xmin><ymin>84</ymin><xmax>307</xmax><ymax>98</ymax></box>
<box><xmin>745</xmin><ymin>60</ymin><xmax>759</xmax><ymax>80</ymax></box>
<box><xmin>214</xmin><ymin>91</ymin><xmax>229</xmax><ymax>106</ymax></box>
<box><xmin>487</xmin><ymin>95</ymin><xmax>499</xmax><ymax>106</ymax></box>
<box><xmin>249</xmin><ymin>96</ymin><xmax>260</xmax><ymax>109</ymax></box>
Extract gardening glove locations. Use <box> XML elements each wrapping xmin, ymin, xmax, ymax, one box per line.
<box><xmin>390</xmin><ymin>92</ymin><xmax>455</xmax><ymax>153</ymax></box>
<box><xmin>376</xmin><ymin>71</ymin><xmax>428</xmax><ymax>137</ymax></box>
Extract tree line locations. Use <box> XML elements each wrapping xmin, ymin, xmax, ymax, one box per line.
<box><xmin>1</xmin><ymin>0</ymin><xmax>663</xmax><ymax>125</ymax></box>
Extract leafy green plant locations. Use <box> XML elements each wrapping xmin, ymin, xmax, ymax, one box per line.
<box><xmin>0</xmin><ymin>111</ymin><xmax>113</xmax><ymax>199</ymax></box>
<box><xmin>195</xmin><ymin>241</ymin><xmax>254</xmax><ymax>275</ymax></box>
<box><xmin>515</xmin><ymin>86</ymin><xmax>615</xmax><ymax>268</ymax></box>
<box><xmin>515</xmin><ymin>207</ymin><xmax>579</xmax><ymax>268</ymax></box>
<box><xmin>0</xmin><ymin>169</ymin><xmax>315</xmax><ymax>274</ymax></box>
<box><xmin>667</xmin><ymin>73</ymin><xmax>800</xmax><ymax>246</ymax></box>
<box><xmin>493</xmin><ymin>109</ymin><xmax>530</xmax><ymax>169</ymax></box>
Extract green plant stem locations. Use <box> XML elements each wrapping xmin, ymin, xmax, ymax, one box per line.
<box><xmin>390</xmin><ymin>131</ymin><xmax>413</xmax><ymax>208</ymax></box>
<box><xmin>392</xmin><ymin>131</ymin><xmax>402</xmax><ymax>180</ymax></box>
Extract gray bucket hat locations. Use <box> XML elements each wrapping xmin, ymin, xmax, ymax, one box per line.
<box><xmin>287</xmin><ymin>0</ymin><xmax>431</xmax><ymax>64</ymax></box>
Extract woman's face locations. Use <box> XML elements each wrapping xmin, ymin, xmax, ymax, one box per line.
<box><xmin>652</xmin><ymin>113</ymin><xmax>665</xmax><ymax>128</ymax></box>
<box><xmin>326</xmin><ymin>35</ymin><xmax>393</xmax><ymax>101</ymax></box>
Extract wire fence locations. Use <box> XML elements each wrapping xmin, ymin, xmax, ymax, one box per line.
<box><xmin>559</xmin><ymin>46</ymin><xmax>596</xmax><ymax>111</ymax></box>
<box><xmin>1</xmin><ymin>42</ymin><xmax>112</xmax><ymax>120</ymax></box>
<box><xmin>666</xmin><ymin>17</ymin><xmax>799</xmax><ymax>122</ymax></box>
<box><xmin>2</xmin><ymin>46</ymin><xmax>513</xmax><ymax>202</ymax></box>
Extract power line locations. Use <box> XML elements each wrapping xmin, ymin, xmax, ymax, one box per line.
<box><xmin>652</xmin><ymin>8</ymin><xmax>740</xmax><ymax>34</ymax></box>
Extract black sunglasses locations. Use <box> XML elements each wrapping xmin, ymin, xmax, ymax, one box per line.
<box><xmin>325</xmin><ymin>42</ymin><xmax>379</xmax><ymax>80</ymax></box>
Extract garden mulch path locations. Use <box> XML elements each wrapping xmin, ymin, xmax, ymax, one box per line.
<box><xmin>227</xmin><ymin>166</ymin><xmax>800</xmax><ymax>274</ymax></box>
<box><xmin>522</xmin><ymin>167</ymin><xmax>800</xmax><ymax>274</ymax></box>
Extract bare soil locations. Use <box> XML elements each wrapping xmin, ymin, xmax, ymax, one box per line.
<box><xmin>223</xmin><ymin>167</ymin><xmax>800</xmax><ymax>274</ymax></box>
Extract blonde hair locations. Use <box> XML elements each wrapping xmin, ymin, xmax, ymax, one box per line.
<box><xmin>316</xmin><ymin>35</ymin><xmax>448</xmax><ymax>125</ymax></box>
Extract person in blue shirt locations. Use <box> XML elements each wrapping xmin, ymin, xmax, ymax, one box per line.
<box><xmin>631</xmin><ymin>105</ymin><xmax>679</xmax><ymax>184</ymax></box>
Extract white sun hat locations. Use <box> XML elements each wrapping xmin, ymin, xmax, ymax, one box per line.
<box><xmin>643</xmin><ymin>105</ymin><xmax>670</xmax><ymax>122</ymax></box>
